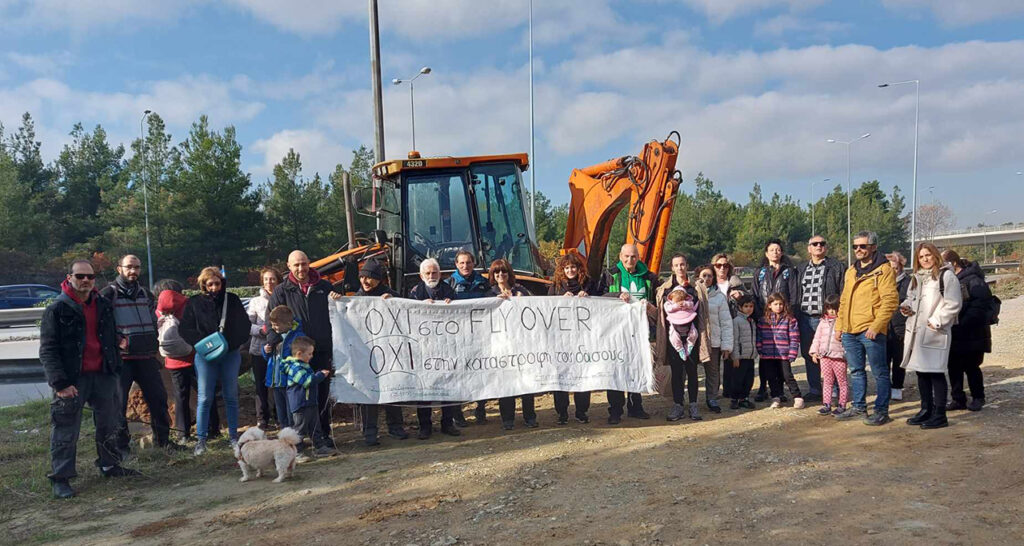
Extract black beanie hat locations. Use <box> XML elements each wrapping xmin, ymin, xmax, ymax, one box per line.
<box><xmin>359</xmin><ymin>259</ymin><xmax>386</xmax><ymax>281</ymax></box>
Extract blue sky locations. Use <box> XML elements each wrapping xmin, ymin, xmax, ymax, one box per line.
<box><xmin>2</xmin><ymin>0</ymin><xmax>1023</xmax><ymax>229</ymax></box>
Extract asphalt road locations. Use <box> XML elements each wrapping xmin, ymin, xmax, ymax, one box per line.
<box><xmin>0</xmin><ymin>381</ymin><xmax>48</xmax><ymax>408</ymax></box>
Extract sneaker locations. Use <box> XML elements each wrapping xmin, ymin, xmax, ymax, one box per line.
<box><xmin>556</xmin><ymin>413</ymin><xmax>569</xmax><ymax>425</ymax></box>
<box><xmin>707</xmin><ymin>400</ymin><xmax>722</xmax><ymax>414</ymax></box>
<box><xmin>966</xmin><ymin>398</ymin><xmax>985</xmax><ymax>412</ymax></box>
<box><xmin>453</xmin><ymin>415</ymin><xmax>470</xmax><ymax>428</ymax></box>
<box><xmin>754</xmin><ymin>392</ymin><xmax>767</xmax><ymax>403</ymax></box>
<box><xmin>417</xmin><ymin>427</ymin><xmax>432</xmax><ymax>440</ymax></box>
<box><xmin>689</xmin><ymin>403</ymin><xmax>703</xmax><ymax>421</ymax></box>
<box><xmin>817</xmin><ymin>405</ymin><xmax>832</xmax><ymax>416</ymax></box>
<box><xmin>607</xmin><ymin>414</ymin><xmax>622</xmax><ymax>425</ymax></box>
<box><xmin>769</xmin><ymin>398</ymin><xmax>782</xmax><ymax>409</ymax></box>
<box><xmin>364</xmin><ymin>435</ymin><xmax>380</xmax><ymax>447</ymax></box>
<box><xmin>864</xmin><ymin>412</ymin><xmax>892</xmax><ymax>426</ymax></box>
<box><xmin>162</xmin><ymin>440</ymin><xmax>188</xmax><ymax>452</ymax></box>
<box><xmin>729</xmin><ymin>399</ymin><xmax>740</xmax><ymax>410</ymax></box>
<box><xmin>229</xmin><ymin>438</ymin><xmax>239</xmax><ymax>451</ymax></box>
<box><xmin>295</xmin><ymin>453</ymin><xmax>313</xmax><ymax>463</ymax></box>
<box><xmin>832</xmin><ymin>406</ymin><xmax>845</xmax><ymax>416</ymax></box>
<box><xmin>502</xmin><ymin>421</ymin><xmax>514</xmax><ymax>430</ymax></box>
<box><xmin>314</xmin><ymin>445</ymin><xmax>336</xmax><ymax>457</ymax></box>
<box><xmin>803</xmin><ymin>392</ymin><xmax>822</xmax><ymax>403</ymax></box>
<box><xmin>666</xmin><ymin>404</ymin><xmax>686</xmax><ymax>422</ymax></box>
<box><xmin>946</xmin><ymin>399</ymin><xmax>968</xmax><ymax>411</ymax></box>
<box><xmin>101</xmin><ymin>465</ymin><xmax>140</xmax><ymax>478</ymax></box>
<box><xmin>523</xmin><ymin>418</ymin><xmax>539</xmax><ymax>428</ymax></box>
<box><xmin>834</xmin><ymin>406</ymin><xmax>866</xmax><ymax>420</ymax></box>
<box><xmin>193</xmin><ymin>439</ymin><xmax>208</xmax><ymax>456</ymax></box>
<box><xmin>891</xmin><ymin>388</ymin><xmax>903</xmax><ymax>401</ymax></box>
<box><xmin>793</xmin><ymin>397</ymin><xmax>805</xmax><ymax>409</ymax></box>
<box><xmin>52</xmin><ymin>480</ymin><xmax>75</xmax><ymax>499</ymax></box>
<box><xmin>388</xmin><ymin>427</ymin><xmax>410</xmax><ymax>440</ymax></box>
<box><xmin>440</xmin><ymin>426</ymin><xmax>461</xmax><ymax>437</ymax></box>
<box><xmin>738</xmin><ymin>399</ymin><xmax>755</xmax><ymax>409</ymax></box>
<box><xmin>574</xmin><ymin>412</ymin><xmax>590</xmax><ymax>424</ymax></box>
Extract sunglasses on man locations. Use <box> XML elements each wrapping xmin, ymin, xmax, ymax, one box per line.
<box><xmin>852</xmin><ymin>244</ymin><xmax>873</xmax><ymax>250</ymax></box>
<box><xmin>73</xmin><ymin>273</ymin><xmax>96</xmax><ymax>280</ymax></box>
<box><xmin>809</xmin><ymin>241</ymin><xmax>827</xmax><ymax>247</ymax></box>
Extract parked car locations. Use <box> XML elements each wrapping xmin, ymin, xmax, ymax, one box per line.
<box><xmin>0</xmin><ymin>284</ymin><xmax>60</xmax><ymax>309</ymax></box>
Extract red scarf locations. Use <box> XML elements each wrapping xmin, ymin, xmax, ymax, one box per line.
<box><xmin>288</xmin><ymin>268</ymin><xmax>322</xmax><ymax>295</ymax></box>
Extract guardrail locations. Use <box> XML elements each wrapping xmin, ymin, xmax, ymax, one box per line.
<box><xmin>0</xmin><ymin>307</ymin><xmax>45</xmax><ymax>328</ymax></box>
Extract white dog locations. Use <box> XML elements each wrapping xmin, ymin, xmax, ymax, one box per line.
<box><xmin>234</xmin><ymin>427</ymin><xmax>301</xmax><ymax>483</ymax></box>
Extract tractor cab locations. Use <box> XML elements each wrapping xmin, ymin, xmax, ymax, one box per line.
<box><xmin>363</xmin><ymin>153</ymin><xmax>548</xmax><ymax>294</ymax></box>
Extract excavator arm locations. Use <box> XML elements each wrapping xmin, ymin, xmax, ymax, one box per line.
<box><xmin>562</xmin><ymin>132</ymin><xmax>683</xmax><ymax>280</ymax></box>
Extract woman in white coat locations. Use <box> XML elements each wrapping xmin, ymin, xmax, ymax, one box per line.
<box><xmin>899</xmin><ymin>243</ymin><xmax>961</xmax><ymax>429</ymax></box>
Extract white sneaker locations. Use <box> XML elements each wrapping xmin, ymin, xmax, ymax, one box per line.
<box><xmin>770</xmin><ymin>398</ymin><xmax>782</xmax><ymax>409</ymax></box>
<box><xmin>891</xmin><ymin>388</ymin><xmax>903</xmax><ymax>401</ymax></box>
<box><xmin>794</xmin><ymin>397</ymin><xmax>805</xmax><ymax>409</ymax></box>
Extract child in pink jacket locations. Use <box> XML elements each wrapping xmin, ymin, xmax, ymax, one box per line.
<box><xmin>809</xmin><ymin>295</ymin><xmax>848</xmax><ymax>415</ymax></box>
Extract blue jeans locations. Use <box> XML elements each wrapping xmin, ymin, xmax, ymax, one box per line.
<box><xmin>798</xmin><ymin>313</ymin><xmax>822</xmax><ymax>396</ymax></box>
<box><xmin>842</xmin><ymin>332</ymin><xmax>890</xmax><ymax>412</ymax></box>
<box><xmin>195</xmin><ymin>349</ymin><xmax>240</xmax><ymax>441</ymax></box>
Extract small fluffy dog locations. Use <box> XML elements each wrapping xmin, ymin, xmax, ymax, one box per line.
<box><xmin>233</xmin><ymin>427</ymin><xmax>301</xmax><ymax>483</ymax></box>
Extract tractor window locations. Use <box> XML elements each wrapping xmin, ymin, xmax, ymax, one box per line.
<box><xmin>405</xmin><ymin>172</ymin><xmax>476</xmax><ymax>269</ymax></box>
<box><xmin>470</xmin><ymin>163</ymin><xmax>537</xmax><ymax>273</ymax></box>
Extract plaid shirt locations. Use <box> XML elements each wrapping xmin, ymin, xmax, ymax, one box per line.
<box><xmin>800</xmin><ymin>261</ymin><xmax>827</xmax><ymax>316</ymax></box>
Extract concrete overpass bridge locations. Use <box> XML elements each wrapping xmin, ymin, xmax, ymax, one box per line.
<box><xmin>929</xmin><ymin>223</ymin><xmax>1024</xmax><ymax>248</ymax></box>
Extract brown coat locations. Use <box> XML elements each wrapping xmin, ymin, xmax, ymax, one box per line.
<box><xmin>653</xmin><ymin>277</ymin><xmax>711</xmax><ymax>368</ymax></box>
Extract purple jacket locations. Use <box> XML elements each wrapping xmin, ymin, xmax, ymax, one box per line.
<box><xmin>756</xmin><ymin>314</ymin><xmax>800</xmax><ymax>361</ymax></box>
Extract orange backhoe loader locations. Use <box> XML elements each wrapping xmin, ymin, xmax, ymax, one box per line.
<box><xmin>310</xmin><ymin>133</ymin><xmax>682</xmax><ymax>293</ymax></box>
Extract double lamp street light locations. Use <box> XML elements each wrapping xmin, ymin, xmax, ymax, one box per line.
<box><xmin>392</xmin><ymin>66</ymin><xmax>431</xmax><ymax>152</ymax></box>
<box><xmin>826</xmin><ymin>133</ymin><xmax>870</xmax><ymax>266</ymax></box>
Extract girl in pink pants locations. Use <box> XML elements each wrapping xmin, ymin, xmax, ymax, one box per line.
<box><xmin>809</xmin><ymin>296</ymin><xmax>848</xmax><ymax>415</ymax></box>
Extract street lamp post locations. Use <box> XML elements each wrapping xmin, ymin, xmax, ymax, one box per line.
<box><xmin>392</xmin><ymin>67</ymin><xmax>431</xmax><ymax>152</ymax></box>
<box><xmin>879</xmin><ymin>80</ymin><xmax>920</xmax><ymax>269</ymax></box>
<box><xmin>528</xmin><ymin>0</ymin><xmax>536</xmax><ymax>228</ymax></box>
<box><xmin>139</xmin><ymin>110</ymin><xmax>154</xmax><ymax>291</ymax></box>
<box><xmin>811</xmin><ymin>177</ymin><xmax>830</xmax><ymax>237</ymax></box>
<box><xmin>983</xmin><ymin>209</ymin><xmax>998</xmax><ymax>263</ymax></box>
<box><xmin>827</xmin><ymin>133</ymin><xmax>871</xmax><ymax>265</ymax></box>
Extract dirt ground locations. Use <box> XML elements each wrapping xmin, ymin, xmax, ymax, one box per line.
<box><xmin>5</xmin><ymin>298</ymin><xmax>1024</xmax><ymax>546</ymax></box>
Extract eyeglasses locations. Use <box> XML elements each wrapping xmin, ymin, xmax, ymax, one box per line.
<box><xmin>809</xmin><ymin>241</ymin><xmax>827</xmax><ymax>247</ymax></box>
<box><xmin>120</xmin><ymin>265</ymin><xmax>141</xmax><ymax>270</ymax></box>
<box><xmin>852</xmin><ymin>244</ymin><xmax>872</xmax><ymax>250</ymax></box>
<box><xmin>73</xmin><ymin>273</ymin><xmax>96</xmax><ymax>280</ymax></box>
<box><xmin>713</xmin><ymin>263</ymin><xmax>728</xmax><ymax>268</ymax></box>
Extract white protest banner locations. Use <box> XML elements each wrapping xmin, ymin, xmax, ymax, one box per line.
<box><xmin>329</xmin><ymin>296</ymin><xmax>654</xmax><ymax>404</ymax></box>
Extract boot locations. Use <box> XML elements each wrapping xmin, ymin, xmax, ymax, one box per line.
<box><xmin>966</xmin><ymin>398</ymin><xmax>985</xmax><ymax>412</ymax></box>
<box><xmin>905</xmin><ymin>407</ymin><xmax>931</xmax><ymax>426</ymax></box>
<box><xmin>920</xmin><ymin>404</ymin><xmax>948</xmax><ymax>429</ymax></box>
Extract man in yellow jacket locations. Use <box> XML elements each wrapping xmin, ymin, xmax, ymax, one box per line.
<box><xmin>834</xmin><ymin>231</ymin><xmax>899</xmax><ymax>425</ymax></box>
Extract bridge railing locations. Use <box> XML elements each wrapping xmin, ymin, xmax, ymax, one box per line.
<box><xmin>932</xmin><ymin>222</ymin><xmax>1024</xmax><ymax>238</ymax></box>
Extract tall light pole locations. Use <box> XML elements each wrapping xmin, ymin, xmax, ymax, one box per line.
<box><xmin>368</xmin><ymin>0</ymin><xmax>386</xmax><ymax>165</ymax></box>
<box><xmin>139</xmin><ymin>110</ymin><xmax>155</xmax><ymax>291</ymax></box>
<box><xmin>827</xmin><ymin>133</ymin><xmax>871</xmax><ymax>265</ymax></box>
<box><xmin>879</xmin><ymin>79</ymin><xmax>920</xmax><ymax>269</ymax></box>
<box><xmin>811</xmin><ymin>177</ymin><xmax>830</xmax><ymax>237</ymax></box>
<box><xmin>983</xmin><ymin>209</ymin><xmax>998</xmax><ymax>263</ymax></box>
<box><xmin>392</xmin><ymin>67</ymin><xmax>431</xmax><ymax>152</ymax></box>
<box><xmin>528</xmin><ymin>0</ymin><xmax>536</xmax><ymax>228</ymax></box>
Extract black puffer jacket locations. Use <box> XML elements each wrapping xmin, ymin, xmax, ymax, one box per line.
<box><xmin>547</xmin><ymin>276</ymin><xmax>606</xmax><ymax>296</ymax></box>
<box><xmin>267</xmin><ymin>276</ymin><xmax>342</xmax><ymax>371</ymax></box>
<box><xmin>752</xmin><ymin>264</ymin><xmax>800</xmax><ymax>318</ymax></box>
<box><xmin>180</xmin><ymin>284</ymin><xmax>251</xmax><ymax>355</ymax></box>
<box><xmin>39</xmin><ymin>291</ymin><xmax>122</xmax><ymax>391</ymax></box>
<box><xmin>950</xmin><ymin>261</ymin><xmax>992</xmax><ymax>354</ymax></box>
<box><xmin>888</xmin><ymin>272</ymin><xmax>912</xmax><ymax>338</ymax></box>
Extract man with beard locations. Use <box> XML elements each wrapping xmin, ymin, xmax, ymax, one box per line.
<box><xmin>408</xmin><ymin>258</ymin><xmax>461</xmax><ymax>439</ymax></box>
<box><xmin>100</xmin><ymin>254</ymin><xmax>176</xmax><ymax>454</ymax></box>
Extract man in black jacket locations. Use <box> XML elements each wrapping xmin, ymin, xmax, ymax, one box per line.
<box><xmin>267</xmin><ymin>250</ymin><xmax>344</xmax><ymax>447</ymax></box>
<box><xmin>353</xmin><ymin>259</ymin><xmax>410</xmax><ymax>445</ymax></box>
<box><xmin>40</xmin><ymin>260</ymin><xmax>139</xmax><ymax>499</ymax></box>
<box><xmin>797</xmin><ymin>237</ymin><xmax>845</xmax><ymax>402</ymax></box>
<box><xmin>408</xmin><ymin>258</ymin><xmax>461</xmax><ymax>439</ymax></box>
<box><xmin>100</xmin><ymin>254</ymin><xmax>175</xmax><ymax>454</ymax></box>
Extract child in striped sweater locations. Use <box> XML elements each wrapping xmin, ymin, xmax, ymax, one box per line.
<box><xmin>756</xmin><ymin>293</ymin><xmax>801</xmax><ymax>408</ymax></box>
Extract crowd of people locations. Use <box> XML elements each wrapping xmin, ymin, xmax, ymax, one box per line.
<box><xmin>39</xmin><ymin>232</ymin><xmax>998</xmax><ymax>499</ymax></box>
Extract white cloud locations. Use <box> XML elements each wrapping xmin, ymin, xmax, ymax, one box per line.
<box><xmin>673</xmin><ymin>0</ymin><xmax>826</xmax><ymax>24</ymax></box>
<box><xmin>753</xmin><ymin>15</ymin><xmax>851</xmax><ymax>39</ymax></box>
<box><xmin>0</xmin><ymin>0</ymin><xmax>199</xmax><ymax>32</ymax></box>
<box><xmin>881</xmin><ymin>0</ymin><xmax>1024</xmax><ymax>25</ymax></box>
<box><xmin>249</xmin><ymin>129</ymin><xmax>349</xmax><ymax>180</ymax></box>
<box><xmin>223</xmin><ymin>0</ymin><xmax>361</xmax><ymax>35</ymax></box>
<box><xmin>5</xmin><ymin>51</ymin><xmax>74</xmax><ymax>76</ymax></box>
